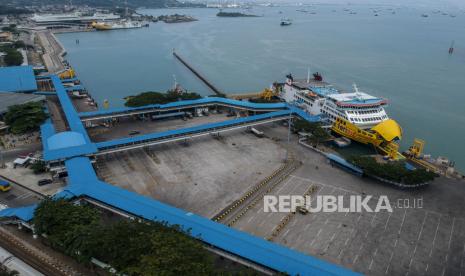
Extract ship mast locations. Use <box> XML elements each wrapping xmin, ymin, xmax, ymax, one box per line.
<box><xmin>125</xmin><ymin>0</ymin><xmax>129</xmax><ymax>17</ymax></box>
<box><xmin>353</xmin><ymin>83</ymin><xmax>363</xmax><ymax>101</ymax></box>
<box><xmin>173</xmin><ymin>74</ymin><xmax>178</xmax><ymax>91</ymax></box>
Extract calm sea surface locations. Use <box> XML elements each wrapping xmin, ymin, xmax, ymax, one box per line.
<box><xmin>57</xmin><ymin>5</ymin><xmax>465</xmax><ymax>171</ymax></box>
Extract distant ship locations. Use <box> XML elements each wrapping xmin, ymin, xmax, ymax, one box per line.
<box><xmin>92</xmin><ymin>20</ymin><xmax>144</xmax><ymax>31</ymax></box>
<box><xmin>421</xmin><ymin>14</ymin><xmax>429</xmax><ymax>18</ymax></box>
<box><xmin>280</xmin><ymin>18</ymin><xmax>292</xmax><ymax>26</ymax></box>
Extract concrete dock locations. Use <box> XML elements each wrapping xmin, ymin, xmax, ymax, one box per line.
<box><xmin>37</xmin><ymin>31</ymin><xmax>65</xmax><ymax>74</ymax></box>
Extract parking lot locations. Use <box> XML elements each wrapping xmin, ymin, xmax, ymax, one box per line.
<box><xmin>223</xmin><ymin>125</ymin><xmax>465</xmax><ymax>276</ymax></box>
<box><xmin>93</xmin><ymin>118</ymin><xmax>465</xmax><ymax>276</ymax></box>
<box><xmin>95</xmin><ymin>127</ymin><xmax>287</xmax><ymax>218</ymax></box>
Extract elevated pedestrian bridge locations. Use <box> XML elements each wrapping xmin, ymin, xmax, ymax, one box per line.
<box><xmin>78</xmin><ymin>97</ymin><xmax>289</xmax><ymax>122</ymax></box>
<box><xmin>96</xmin><ymin>110</ymin><xmax>294</xmax><ymax>154</ymax></box>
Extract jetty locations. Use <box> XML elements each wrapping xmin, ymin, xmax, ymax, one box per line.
<box><xmin>172</xmin><ymin>50</ymin><xmax>224</xmax><ymax>96</ymax></box>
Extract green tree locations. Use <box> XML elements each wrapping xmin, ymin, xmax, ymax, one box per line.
<box><xmin>30</xmin><ymin>161</ymin><xmax>47</xmax><ymax>174</ymax></box>
<box><xmin>4</xmin><ymin>102</ymin><xmax>48</xmax><ymax>134</ymax></box>
<box><xmin>0</xmin><ymin>266</ymin><xmax>19</xmax><ymax>276</ymax></box>
<box><xmin>125</xmin><ymin>228</ymin><xmax>214</xmax><ymax>275</ymax></box>
<box><xmin>348</xmin><ymin>156</ymin><xmax>437</xmax><ymax>185</ymax></box>
<box><xmin>125</xmin><ymin>90</ymin><xmax>202</xmax><ymax>107</ymax></box>
<box><xmin>33</xmin><ymin>199</ymin><xmax>216</xmax><ymax>274</ymax></box>
<box><xmin>33</xmin><ymin>198</ymin><xmax>100</xmax><ymax>258</ymax></box>
<box><xmin>3</xmin><ymin>48</ymin><xmax>23</xmax><ymax>66</ymax></box>
<box><xmin>293</xmin><ymin>119</ymin><xmax>329</xmax><ymax>145</ymax></box>
<box><xmin>13</xmin><ymin>40</ymin><xmax>26</xmax><ymax>49</ymax></box>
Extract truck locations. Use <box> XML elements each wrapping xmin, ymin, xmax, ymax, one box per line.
<box><xmin>250</xmin><ymin>127</ymin><xmax>264</xmax><ymax>138</ymax></box>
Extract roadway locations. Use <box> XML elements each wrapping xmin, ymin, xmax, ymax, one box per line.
<box><xmin>0</xmin><ymin>176</ymin><xmax>43</xmax><ymax>210</ymax></box>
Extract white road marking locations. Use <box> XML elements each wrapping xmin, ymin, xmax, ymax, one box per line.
<box><xmin>399</xmin><ymin>209</ymin><xmax>407</xmax><ymax>235</ymax></box>
<box><xmin>384</xmin><ymin>212</ymin><xmax>392</xmax><ymax>231</ymax></box>
<box><xmin>429</xmin><ymin>214</ymin><xmax>442</xmax><ymax>257</ymax></box>
<box><xmin>368</xmin><ymin>258</ymin><xmax>374</xmax><ymax>270</ymax></box>
<box><xmin>385</xmin><ymin>251</ymin><xmax>394</xmax><ymax>275</ymax></box>
<box><xmin>442</xmin><ymin>217</ymin><xmax>456</xmax><ymax>276</ymax></box>
<box><xmin>406</xmin><ymin>212</ymin><xmax>428</xmax><ymax>276</ymax></box>
<box><xmin>460</xmin><ymin>240</ymin><xmax>465</xmax><ymax>276</ymax></box>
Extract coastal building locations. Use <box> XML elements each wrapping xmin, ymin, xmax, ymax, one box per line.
<box><xmin>0</xmin><ymin>66</ymin><xmax>38</xmax><ymax>93</ymax></box>
<box><xmin>0</xmin><ymin>31</ymin><xmax>12</xmax><ymax>42</ymax></box>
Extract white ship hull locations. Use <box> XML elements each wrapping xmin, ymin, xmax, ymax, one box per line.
<box><xmin>280</xmin><ymin>75</ymin><xmax>389</xmax><ymax>129</ymax></box>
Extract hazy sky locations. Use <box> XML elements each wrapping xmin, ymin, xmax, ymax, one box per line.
<box><xmin>271</xmin><ymin>0</ymin><xmax>465</xmax><ymax>9</ymax></box>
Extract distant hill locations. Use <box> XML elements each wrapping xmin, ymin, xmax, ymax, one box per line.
<box><xmin>0</xmin><ymin>5</ymin><xmax>32</xmax><ymax>15</ymax></box>
<box><xmin>0</xmin><ymin>0</ymin><xmax>204</xmax><ymax>9</ymax></box>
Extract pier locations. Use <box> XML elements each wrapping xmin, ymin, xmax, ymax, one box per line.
<box><xmin>172</xmin><ymin>50</ymin><xmax>225</xmax><ymax>96</ymax></box>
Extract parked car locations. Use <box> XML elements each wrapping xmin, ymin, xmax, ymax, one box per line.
<box><xmin>0</xmin><ymin>180</ymin><xmax>11</xmax><ymax>192</ymax></box>
<box><xmin>37</xmin><ymin>179</ymin><xmax>53</xmax><ymax>186</ymax></box>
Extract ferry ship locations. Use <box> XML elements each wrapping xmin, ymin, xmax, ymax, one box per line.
<box><xmin>280</xmin><ymin>73</ymin><xmax>389</xmax><ymax>129</ymax></box>
<box><xmin>92</xmin><ymin>20</ymin><xmax>143</xmax><ymax>31</ymax></box>
<box><xmin>280</xmin><ymin>73</ymin><xmax>404</xmax><ymax>160</ymax></box>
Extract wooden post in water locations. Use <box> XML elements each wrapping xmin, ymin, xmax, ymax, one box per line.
<box><xmin>449</xmin><ymin>40</ymin><xmax>455</xmax><ymax>54</ymax></box>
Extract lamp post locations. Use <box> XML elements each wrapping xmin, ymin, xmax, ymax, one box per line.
<box><xmin>0</xmin><ymin>149</ymin><xmax>5</xmax><ymax>169</ymax></box>
<box><xmin>286</xmin><ymin>114</ymin><xmax>291</xmax><ymax>161</ymax></box>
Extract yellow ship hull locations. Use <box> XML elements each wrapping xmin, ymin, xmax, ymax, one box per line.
<box><xmin>331</xmin><ymin>118</ymin><xmax>404</xmax><ymax>160</ymax></box>
<box><xmin>94</xmin><ymin>24</ymin><xmax>113</xmax><ymax>30</ymax></box>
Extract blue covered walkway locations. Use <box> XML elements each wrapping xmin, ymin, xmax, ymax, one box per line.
<box><xmin>96</xmin><ymin>110</ymin><xmax>294</xmax><ymax>151</ymax></box>
<box><xmin>78</xmin><ymin>97</ymin><xmax>290</xmax><ymax>120</ymax></box>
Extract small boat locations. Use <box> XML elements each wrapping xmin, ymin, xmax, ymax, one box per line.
<box><xmin>280</xmin><ymin>18</ymin><xmax>292</xmax><ymax>26</ymax></box>
<box><xmin>421</xmin><ymin>14</ymin><xmax>429</xmax><ymax>18</ymax></box>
